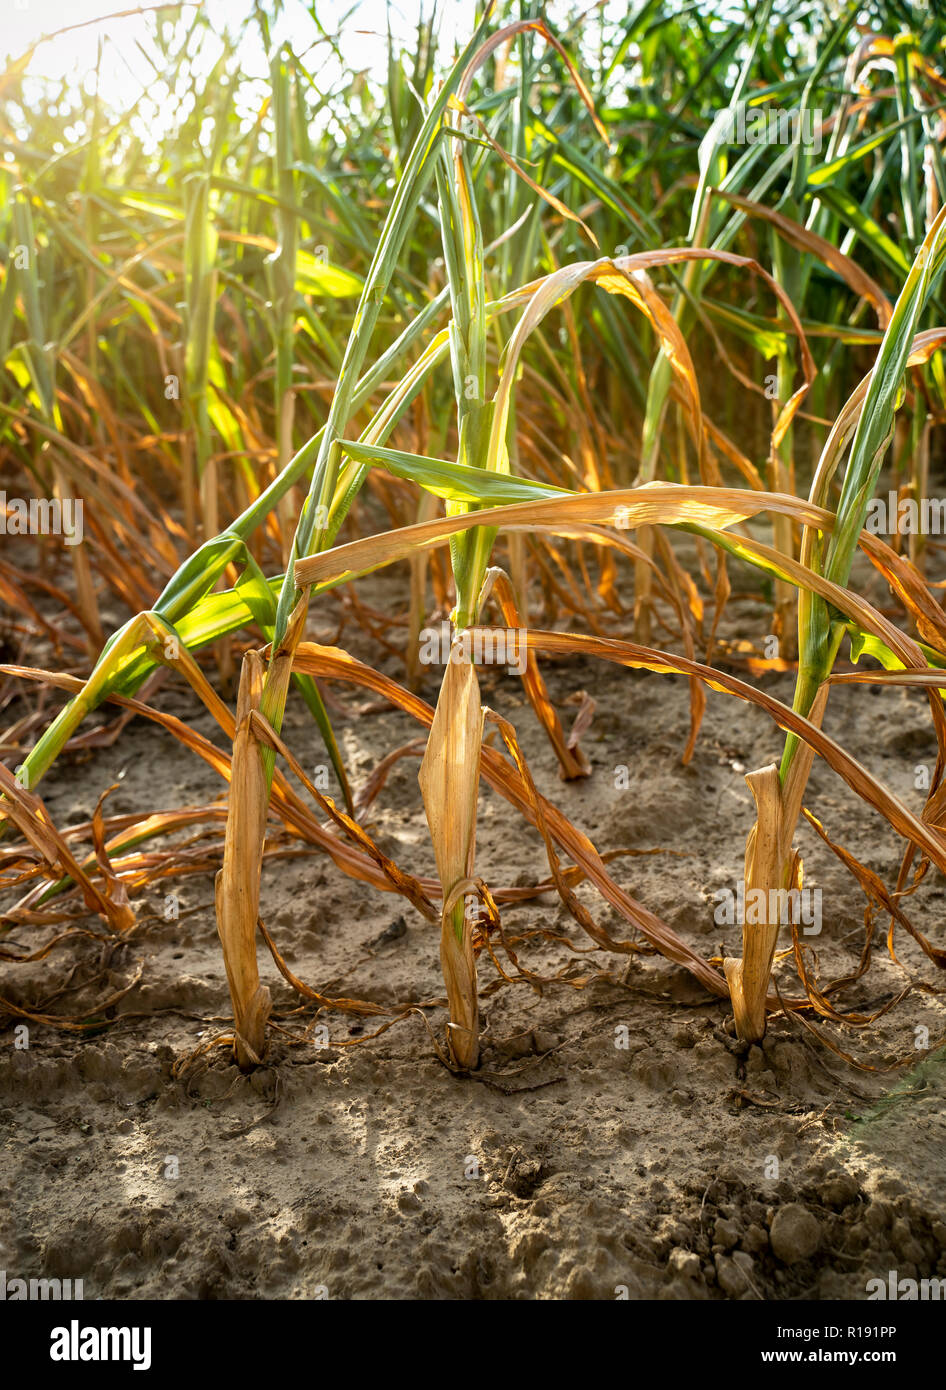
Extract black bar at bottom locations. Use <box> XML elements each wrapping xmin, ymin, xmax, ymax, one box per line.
<box><xmin>4</xmin><ymin>1294</ymin><xmax>940</xmax><ymax>1375</ymax></box>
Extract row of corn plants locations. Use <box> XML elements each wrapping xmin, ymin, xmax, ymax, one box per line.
<box><xmin>1</xmin><ymin>1</ymin><xmax>945</xmax><ymax>1071</ymax></box>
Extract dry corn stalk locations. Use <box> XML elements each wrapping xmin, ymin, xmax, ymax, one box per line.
<box><xmin>215</xmin><ymin>649</ymin><xmax>272</xmax><ymax>1069</ymax></box>
<box><xmin>418</xmin><ymin>643</ymin><xmax>485</xmax><ymax>1069</ymax></box>
<box><xmin>724</xmin><ymin>683</ymin><xmax>828</xmax><ymax>1042</ymax></box>
<box><xmin>724</xmin><ymin>765</ymin><xmax>795</xmax><ymax>1043</ymax></box>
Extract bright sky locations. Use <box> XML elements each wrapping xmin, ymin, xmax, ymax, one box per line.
<box><xmin>2</xmin><ymin>0</ymin><xmax>463</xmax><ymax>70</ymax></box>
<box><xmin>0</xmin><ymin>1</ymin><xmax>494</xmax><ymax>159</ymax></box>
<box><xmin>1</xmin><ymin>1</ymin><xmax>474</xmax><ymax>120</ymax></box>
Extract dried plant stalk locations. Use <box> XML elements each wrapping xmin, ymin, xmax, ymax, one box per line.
<box><xmin>215</xmin><ymin>649</ymin><xmax>271</xmax><ymax>1069</ymax></box>
<box><xmin>724</xmin><ymin>765</ymin><xmax>792</xmax><ymax>1044</ymax></box>
<box><xmin>440</xmin><ymin>879</ymin><xmax>481</xmax><ymax>1071</ymax></box>
<box><xmin>418</xmin><ymin>645</ymin><xmax>485</xmax><ymax>1068</ymax></box>
<box><xmin>725</xmin><ymin>685</ymin><xmax>829</xmax><ymax>1041</ymax></box>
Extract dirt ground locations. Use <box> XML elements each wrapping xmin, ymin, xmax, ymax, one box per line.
<box><xmin>2</xmin><ymin>537</ymin><xmax>946</xmax><ymax>1301</ymax></box>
